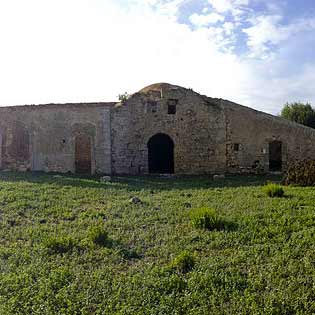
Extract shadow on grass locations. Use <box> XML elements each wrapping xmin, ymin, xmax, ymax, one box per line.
<box><xmin>0</xmin><ymin>171</ymin><xmax>115</xmax><ymax>189</ymax></box>
<box><xmin>0</xmin><ymin>171</ymin><xmax>282</xmax><ymax>191</ymax></box>
<box><xmin>115</xmin><ymin>174</ymin><xmax>282</xmax><ymax>191</ymax></box>
<box><xmin>223</xmin><ymin>220</ymin><xmax>238</xmax><ymax>232</ymax></box>
<box><xmin>42</xmin><ymin>233</ymin><xmax>142</xmax><ymax>260</ymax></box>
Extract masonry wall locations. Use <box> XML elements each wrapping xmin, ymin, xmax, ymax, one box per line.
<box><xmin>111</xmin><ymin>86</ymin><xmax>227</xmax><ymax>175</ymax></box>
<box><xmin>1</xmin><ymin>84</ymin><xmax>315</xmax><ymax>176</ymax></box>
<box><xmin>223</xmin><ymin>101</ymin><xmax>315</xmax><ymax>173</ymax></box>
<box><xmin>0</xmin><ymin>104</ymin><xmax>112</xmax><ymax>174</ymax></box>
<box><xmin>112</xmin><ymin>84</ymin><xmax>315</xmax><ymax>175</ymax></box>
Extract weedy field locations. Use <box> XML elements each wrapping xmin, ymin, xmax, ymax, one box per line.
<box><xmin>0</xmin><ymin>172</ymin><xmax>314</xmax><ymax>315</ymax></box>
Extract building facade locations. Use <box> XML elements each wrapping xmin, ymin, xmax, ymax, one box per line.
<box><xmin>0</xmin><ymin>83</ymin><xmax>314</xmax><ymax>175</ymax></box>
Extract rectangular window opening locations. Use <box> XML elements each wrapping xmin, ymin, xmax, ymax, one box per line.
<box><xmin>167</xmin><ymin>99</ymin><xmax>178</xmax><ymax>115</ymax></box>
<box><xmin>233</xmin><ymin>143</ymin><xmax>240</xmax><ymax>152</ymax></box>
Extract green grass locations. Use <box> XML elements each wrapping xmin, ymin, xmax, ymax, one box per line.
<box><xmin>170</xmin><ymin>250</ymin><xmax>196</xmax><ymax>273</ymax></box>
<box><xmin>190</xmin><ymin>207</ymin><xmax>225</xmax><ymax>230</ymax></box>
<box><xmin>263</xmin><ymin>183</ymin><xmax>285</xmax><ymax>198</ymax></box>
<box><xmin>0</xmin><ymin>172</ymin><xmax>314</xmax><ymax>314</ymax></box>
<box><xmin>87</xmin><ymin>225</ymin><xmax>110</xmax><ymax>247</ymax></box>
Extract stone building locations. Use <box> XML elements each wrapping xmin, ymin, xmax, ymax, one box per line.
<box><xmin>0</xmin><ymin>83</ymin><xmax>314</xmax><ymax>175</ymax></box>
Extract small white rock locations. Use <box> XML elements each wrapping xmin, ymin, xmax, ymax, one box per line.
<box><xmin>100</xmin><ymin>176</ymin><xmax>111</xmax><ymax>182</ymax></box>
<box><xmin>213</xmin><ymin>174</ymin><xmax>225</xmax><ymax>180</ymax></box>
<box><xmin>129</xmin><ymin>196</ymin><xmax>142</xmax><ymax>204</ymax></box>
<box><xmin>159</xmin><ymin>174</ymin><xmax>174</xmax><ymax>178</ymax></box>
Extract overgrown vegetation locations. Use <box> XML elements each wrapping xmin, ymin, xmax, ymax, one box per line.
<box><xmin>284</xmin><ymin>159</ymin><xmax>315</xmax><ymax>186</ymax></box>
<box><xmin>0</xmin><ymin>172</ymin><xmax>314</xmax><ymax>314</ymax></box>
<box><xmin>87</xmin><ymin>225</ymin><xmax>109</xmax><ymax>247</ymax></box>
<box><xmin>263</xmin><ymin>183</ymin><xmax>285</xmax><ymax>197</ymax></box>
<box><xmin>190</xmin><ymin>207</ymin><xmax>224</xmax><ymax>230</ymax></box>
<box><xmin>170</xmin><ymin>251</ymin><xmax>195</xmax><ymax>273</ymax></box>
<box><xmin>118</xmin><ymin>92</ymin><xmax>129</xmax><ymax>104</ymax></box>
<box><xmin>280</xmin><ymin>102</ymin><xmax>315</xmax><ymax>128</ymax></box>
<box><xmin>43</xmin><ymin>236</ymin><xmax>77</xmax><ymax>254</ymax></box>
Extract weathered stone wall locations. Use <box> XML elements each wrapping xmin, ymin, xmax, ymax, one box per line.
<box><xmin>111</xmin><ymin>84</ymin><xmax>227</xmax><ymax>175</ymax></box>
<box><xmin>0</xmin><ymin>104</ymin><xmax>113</xmax><ymax>174</ymax></box>
<box><xmin>223</xmin><ymin>100</ymin><xmax>315</xmax><ymax>173</ymax></box>
<box><xmin>1</xmin><ymin>83</ymin><xmax>315</xmax><ymax>175</ymax></box>
<box><xmin>112</xmin><ymin>83</ymin><xmax>315</xmax><ymax>175</ymax></box>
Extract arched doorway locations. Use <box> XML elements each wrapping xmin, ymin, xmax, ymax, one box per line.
<box><xmin>269</xmin><ymin>140</ymin><xmax>282</xmax><ymax>172</ymax></box>
<box><xmin>75</xmin><ymin>134</ymin><xmax>92</xmax><ymax>174</ymax></box>
<box><xmin>148</xmin><ymin>133</ymin><xmax>174</xmax><ymax>174</ymax></box>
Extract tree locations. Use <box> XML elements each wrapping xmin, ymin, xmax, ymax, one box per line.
<box><xmin>118</xmin><ymin>92</ymin><xmax>129</xmax><ymax>104</ymax></box>
<box><xmin>280</xmin><ymin>102</ymin><xmax>315</xmax><ymax>128</ymax></box>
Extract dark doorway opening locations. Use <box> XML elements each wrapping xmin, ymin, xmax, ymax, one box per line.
<box><xmin>75</xmin><ymin>135</ymin><xmax>91</xmax><ymax>174</ymax></box>
<box><xmin>9</xmin><ymin>124</ymin><xmax>30</xmax><ymax>162</ymax></box>
<box><xmin>148</xmin><ymin>133</ymin><xmax>174</xmax><ymax>174</ymax></box>
<box><xmin>269</xmin><ymin>141</ymin><xmax>282</xmax><ymax>172</ymax></box>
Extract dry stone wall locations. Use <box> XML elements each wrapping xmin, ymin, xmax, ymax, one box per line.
<box><xmin>111</xmin><ymin>85</ymin><xmax>227</xmax><ymax>175</ymax></box>
<box><xmin>223</xmin><ymin>101</ymin><xmax>315</xmax><ymax>173</ymax></box>
<box><xmin>1</xmin><ymin>83</ymin><xmax>315</xmax><ymax>175</ymax></box>
<box><xmin>0</xmin><ymin>104</ymin><xmax>113</xmax><ymax>174</ymax></box>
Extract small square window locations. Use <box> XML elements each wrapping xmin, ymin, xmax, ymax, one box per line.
<box><xmin>168</xmin><ymin>104</ymin><xmax>176</xmax><ymax>115</ymax></box>
<box><xmin>167</xmin><ymin>99</ymin><xmax>178</xmax><ymax>114</ymax></box>
<box><xmin>234</xmin><ymin>143</ymin><xmax>240</xmax><ymax>152</ymax></box>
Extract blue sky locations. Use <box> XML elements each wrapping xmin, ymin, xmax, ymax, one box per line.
<box><xmin>0</xmin><ymin>0</ymin><xmax>314</xmax><ymax>114</ymax></box>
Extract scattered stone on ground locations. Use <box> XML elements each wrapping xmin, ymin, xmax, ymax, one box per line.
<box><xmin>8</xmin><ymin>220</ymin><xmax>16</xmax><ymax>227</ymax></box>
<box><xmin>159</xmin><ymin>174</ymin><xmax>174</xmax><ymax>178</ymax></box>
<box><xmin>213</xmin><ymin>174</ymin><xmax>225</xmax><ymax>180</ymax></box>
<box><xmin>129</xmin><ymin>196</ymin><xmax>142</xmax><ymax>204</ymax></box>
<box><xmin>183</xmin><ymin>202</ymin><xmax>192</xmax><ymax>208</ymax></box>
<box><xmin>100</xmin><ymin>176</ymin><xmax>111</xmax><ymax>182</ymax></box>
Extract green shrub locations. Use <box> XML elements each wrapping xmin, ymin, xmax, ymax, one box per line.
<box><xmin>161</xmin><ymin>273</ymin><xmax>187</xmax><ymax>293</ymax></box>
<box><xmin>88</xmin><ymin>226</ymin><xmax>109</xmax><ymax>247</ymax></box>
<box><xmin>43</xmin><ymin>236</ymin><xmax>76</xmax><ymax>254</ymax></box>
<box><xmin>118</xmin><ymin>92</ymin><xmax>129</xmax><ymax>104</ymax></box>
<box><xmin>284</xmin><ymin>160</ymin><xmax>315</xmax><ymax>186</ymax></box>
<box><xmin>263</xmin><ymin>183</ymin><xmax>284</xmax><ymax>197</ymax></box>
<box><xmin>171</xmin><ymin>251</ymin><xmax>195</xmax><ymax>273</ymax></box>
<box><xmin>190</xmin><ymin>207</ymin><xmax>223</xmax><ymax>230</ymax></box>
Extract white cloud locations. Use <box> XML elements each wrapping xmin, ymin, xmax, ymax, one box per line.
<box><xmin>207</xmin><ymin>0</ymin><xmax>249</xmax><ymax>13</ymax></box>
<box><xmin>0</xmin><ymin>0</ymin><xmax>314</xmax><ymax>115</ymax></box>
<box><xmin>243</xmin><ymin>15</ymin><xmax>315</xmax><ymax>58</ymax></box>
<box><xmin>207</xmin><ymin>0</ymin><xmax>233</xmax><ymax>13</ymax></box>
<box><xmin>130</xmin><ymin>0</ymin><xmax>184</xmax><ymax>19</ymax></box>
<box><xmin>151</xmin><ymin>0</ymin><xmax>184</xmax><ymax>20</ymax></box>
<box><xmin>202</xmin><ymin>7</ymin><xmax>210</xmax><ymax>14</ymax></box>
<box><xmin>223</xmin><ymin>22</ymin><xmax>234</xmax><ymax>35</ymax></box>
<box><xmin>190</xmin><ymin>12</ymin><xmax>225</xmax><ymax>27</ymax></box>
<box><xmin>239</xmin><ymin>61</ymin><xmax>315</xmax><ymax>114</ymax></box>
<box><xmin>0</xmin><ymin>0</ymin><xmax>247</xmax><ymax>106</ymax></box>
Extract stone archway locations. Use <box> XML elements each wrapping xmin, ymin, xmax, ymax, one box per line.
<box><xmin>75</xmin><ymin>134</ymin><xmax>92</xmax><ymax>174</ymax></box>
<box><xmin>269</xmin><ymin>140</ymin><xmax>282</xmax><ymax>172</ymax></box>
<box><xmin>148</xmin><ymin>133</ymin><xmax>174</xmax><ymax>174</ymax></box>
